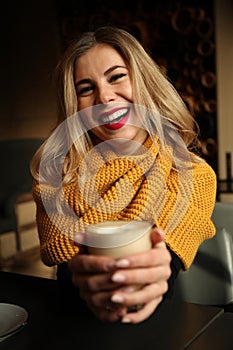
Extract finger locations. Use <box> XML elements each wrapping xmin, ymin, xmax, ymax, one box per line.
<box><xmin>115</xmin><ymin>245</ymin><xmax>171</xmax><ymax>270</ymax></box>
<box><xmin>73</xmin><ymin>272</ymin><xmax>120</xmax><ymax>292</ymax></box>
<box><xmin>73</xmin><ymin>232</ymin><xmax>90</xmax><ymax>247</ymax></box>
<box><xmin>150</xmin><ymin>227</ymin><xmax>165</xmax><ymax>247</ymax></box>
<box><xmin>111</xmin><ymin>264</ymin><xmax>171</xmax><ymax>287</ymax></box>
<box><xmin>111</xmin><ymin>280</ymin><xmax>169</xmax><ymax>307</ymax></box>
<box><xmin>88</xmin><ymin>304</ymin><xmax>126</xmax><ymax>323</ymax></box>
<box><xmin>73</xmin><ymin>233</ymin><xmax>86</xmax><ymax>253</ymax></box>
<box><xmin>84</xmin><ymin>288</ymin><xmax>126</xmax><ymax>309</ymax></box>
<box><xmin>68</xmin><ymin>253</ymin><xmax>116</xmax><ymax>273</ymax></box>
<box><xmin>121</xmin><ymin>298</ymin><xmax>163</xmax><ymax>324</ymax></box>
<box><xmin>81</xmin><ymin>291</ymin><xmax>127</xmax><ymax>322</ymax></box>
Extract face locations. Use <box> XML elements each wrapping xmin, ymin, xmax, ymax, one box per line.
<box><xmin>74</xmin><ymin>44</ymin><xmax>147</xmax><ymax>144</ymax></box>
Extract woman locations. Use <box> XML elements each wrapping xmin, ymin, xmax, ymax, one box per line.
<box><xmin>30</xmin><ymin>26</ymin><xmax>216</xmax><ymax>324</ymax></box>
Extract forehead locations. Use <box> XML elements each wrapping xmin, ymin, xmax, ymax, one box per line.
<box><xmin>75</xmin><ymin>44</ymin><xmax>126</xmax><ymax>76</ymax></box>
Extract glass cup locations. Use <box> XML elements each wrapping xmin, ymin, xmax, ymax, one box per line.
<box><xmin>85</xmin><ymin>220</ymin><xmax>152</xmax><ymax>312</ymax></box>
<box><xmin>85</xmin><ymin>220</ymin><xmax>152</xmax><ymax>258</ymax></box>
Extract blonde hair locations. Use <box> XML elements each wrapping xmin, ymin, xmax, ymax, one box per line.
<box><xmin>31</xmin><ymin>26</ymin><xmax>200</xmax><ymax>184</ymax></box>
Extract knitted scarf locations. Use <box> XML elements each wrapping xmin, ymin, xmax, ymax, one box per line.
<box><xmin>33</xmin><ymin>136</ymin><xmax>216</xmax><ymax>269</ymax></box>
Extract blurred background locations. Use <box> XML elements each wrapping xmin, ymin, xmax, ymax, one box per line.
<box><xmin>0</xmin><ymin>0</ymin><xmax>232</xmax><ymax>277</ymax></box>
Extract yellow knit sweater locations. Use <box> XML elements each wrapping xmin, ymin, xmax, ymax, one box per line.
<box><xmin>33</xmin><ymin>138</ymin><xmax>216</xmax><ymax>270</ymax></box>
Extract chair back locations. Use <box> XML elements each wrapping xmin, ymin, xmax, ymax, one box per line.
<box><xmin>211</xmin><ymin>201</ymin><xmax>233</xmax><ymax>236</ymax></box>
<box><xmin>173</xmin><ymin>202</ymin><xmax>233</xmax><ymax>306</ymax></box>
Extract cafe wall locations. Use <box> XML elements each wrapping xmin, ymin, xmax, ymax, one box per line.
<box><xmin>0</xmin><ymin>0</ymin><xmax>232</xmax><ymax>180</ymax></box>
<box><xmin>215</xmin><ymin>0</ymin><xmax>233</xmax><ymax>180</ymax></box>
<box><xmin>0</xmin><ymin>0</ymin><xmax>60</xmax><ymax>140</ymax></box>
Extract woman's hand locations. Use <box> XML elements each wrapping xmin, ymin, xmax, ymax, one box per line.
<box><xmin>109</xmin><ymin>227</ymin><xmax>171</xmax><ymax>323</ymax></box>
<box><xmin>68</xmin><ymin>227</ymin><xmax>171</xmax><ymax>323</ymax></box>
<box><xmin>68</xmin><ymin>246</ymin><xmax>126</xmax><ymax>322</ymax></box>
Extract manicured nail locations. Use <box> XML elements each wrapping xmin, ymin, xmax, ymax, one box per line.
<box><xmin>111</xmin><ymin>294</ymin><xmax>124</xmax><ymax>303</ymax></box>
<box><xmin>73</xmin><ymin>233</ymin><xmax>84</xmax><ymax>244</ymax></box>
<box><xmin>111</xmin><ymin>273</ymin><xmax>126</xmax><ymax>282</ymax></box>
<box><xmin>115</xmin><ymin>259</ymin><xmax>130</xmax><ymax>268</ymax></box>
<box><xmin>155</xmin><ymin>227</ymin><xmax>165</xmax><ymax>239</ymax></box>
<box><xmin>121</xmin><ymin>317</ymin><xmax>131</xmax><ymax>323</ymax></box>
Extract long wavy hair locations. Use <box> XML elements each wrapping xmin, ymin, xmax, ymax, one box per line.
<box><xmin>30</xmin><ymin>26</ymin><xmax>201</xmax><ymax>185</ymax></box>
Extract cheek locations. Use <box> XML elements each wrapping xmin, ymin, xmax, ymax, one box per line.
<box><xmin>77</xmin><ymin>100</ymin><xmax>88</xmax><ymax>111</ymax></box>
<box><xmin>77</xmin><ymin>96</ymin><xmax>94</xmax><ymax>112</ymax></box>
<box><xmin>124</xmin><ymin>83</ymin><xmax>133</xmax><ymax>100</ymax></box>
<box><xmin>78</xmin><ymin>108</ymin><xmax>97</xmax><ymax>131</ymax></box>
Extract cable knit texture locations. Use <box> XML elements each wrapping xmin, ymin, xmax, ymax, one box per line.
<box><xmin>33</xmin><ymin>137</ymin><xmax>216</xmax><ymax>270</ymax></box>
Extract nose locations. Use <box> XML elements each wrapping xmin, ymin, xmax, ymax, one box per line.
<box><xmin>96</xmin><ymin>84</ymin><xmax>115</xmax><ymax>104</ymax></box>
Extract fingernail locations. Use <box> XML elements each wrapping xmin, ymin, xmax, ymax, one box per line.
<box><xmin>115</xmin><ymin>259</ymin><xmax>130</xmax><ymax>268</ymax></box>
<box><xmin>111</xmin><ymin>294</ymin><xmax>124</xmax><ymax>303</ymax></box>
<box><xmin>121</xmin><ymin>317</ymin><xmax>131</xmax><ymax>323</ymax></box>
<box><xmin>73</xmin><ymin>233</ymin><xmax>84</xmax><ymax>244</ymax></box>
<box><xmin>111</xmin><ymin>273</ymin><xmax>126</xmax><ymax>282</ymax></box>
<box><xmin>156</xmin><ymin>227</ymin><xmax>165</xmax><ymax>239</ymax></box>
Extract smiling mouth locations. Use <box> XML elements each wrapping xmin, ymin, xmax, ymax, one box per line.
<box><xmin>101</xmin><ymin>108</ymin><xmax>129</xmax><ymax>125</ymax></box>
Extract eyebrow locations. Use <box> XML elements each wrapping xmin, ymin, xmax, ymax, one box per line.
<box><xmin>75</xmin><ymin>65</ymin><xmax>127</xmax><ymax>87</ymax></box>
<box><xmin>104</xmin><ymin>65</ymin><xmax>127</xmax><ymax>76</ymax></box>
<box><xmin>75</xmin><ymin>78</ymin><xmax>92</xmax><ymax>87</ymax></box>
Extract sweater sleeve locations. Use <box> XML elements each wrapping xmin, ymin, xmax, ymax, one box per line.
<box><xmin>32</xmin><ymin>181</ymin><xmax>79</xmax><ymax>266</ymax></box>
<box><xmin>160</xmin><ymin>160</ymin><xmax>217</xmax><ymax>270</ymax></box>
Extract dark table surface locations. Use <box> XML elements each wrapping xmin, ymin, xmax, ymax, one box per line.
<box><xmin>0</xmin><ymin>271</ymin><xmax>224</xmax><ymax>350</ymax></box>
<box><xmin>187</xmin><ymin>312</ymin><xmax>233</xmax><ymax>350</ymax></box>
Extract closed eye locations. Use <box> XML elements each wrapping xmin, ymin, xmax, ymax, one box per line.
<box><xmin>109</xmin><ymin>73</ymin><xmax>127</xmax><ymax>83</ymax></box>
<box><xmin>76</xmin><ymin>85</ymin><xmax>95</xmax><ymax>96</ymax></box>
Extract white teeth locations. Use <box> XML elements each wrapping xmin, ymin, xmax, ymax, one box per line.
<box><xmin>102</xmin><ymin>108</ymin><xmax>128</xmax><ymax>123</ymax></box>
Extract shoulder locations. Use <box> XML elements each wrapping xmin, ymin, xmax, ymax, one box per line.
<box><xmin>189</xmin><ymin>157</ymin><xmax>217</xmax><ymax>202</ymax></box>
<box><xmin>168</xmin><ymin>156</ymin><xmax>217</xmax><ymax>200</ymax></box>
<box><xmin>191</xmin><ymin>157</ymin><xmax>217</xmax><ymax>182</ymax></box>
